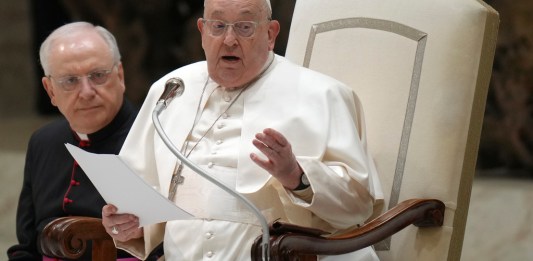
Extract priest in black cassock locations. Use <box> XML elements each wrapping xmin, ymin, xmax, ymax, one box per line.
<box><xmin>7</xmin><ymin>22</ymin><xmax>144</xmax><ymax>260</ymax></box>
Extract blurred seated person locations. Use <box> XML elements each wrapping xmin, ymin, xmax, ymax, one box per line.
<box><xmin>102</xmin><ymin>0</ymin><xmax>382</xmax><ymax>260</ymax></box>
<box><xmin>6</xmin><ymin>21</ymin><xmax>150</xmax><ymax>260</ymax></box>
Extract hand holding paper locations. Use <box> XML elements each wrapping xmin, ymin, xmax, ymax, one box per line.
<box><xmin>65</xmin><ymin>143</ymin><xmax>193</xmax><ymax>226</ymax></box>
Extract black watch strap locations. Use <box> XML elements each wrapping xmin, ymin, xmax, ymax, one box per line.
<box><xmin>293</xmin><ymin>173</ymin><xmax>310</xmax><ymax>191</ymax></box>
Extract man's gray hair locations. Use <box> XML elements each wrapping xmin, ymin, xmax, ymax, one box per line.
<box><xmin>203</xmin><ymin>0</ymin><xmax>272</xmax><ymax>19</ymax></box>
<box><xmin>39</xmin><ymin>21</ymin><xmax>121</xmax><ymax>76</ymax></box>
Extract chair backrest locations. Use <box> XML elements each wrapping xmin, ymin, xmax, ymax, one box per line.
<box><xmin>284</xmin><ymin>0</ymin><xmax>499</xmax><ymax>260</ymax></box>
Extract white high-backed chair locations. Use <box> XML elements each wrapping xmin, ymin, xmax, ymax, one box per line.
<box><xmin>251</xmin><ymin>0</ymin><xmax>499</xmax><ymax>260</ymax></box>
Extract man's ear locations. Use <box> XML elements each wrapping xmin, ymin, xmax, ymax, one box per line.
<box><xmin>42</xmin><ymin>77</ymin><xmax>58</xmax><ymax>106</ymax></box>
<box><xmin>116</xmin><ymin>63</ymin><xmax>126</xmax><ymax>90</ymax></box>
<box><xmin>197</xmin><ymin>18</ymin><xmax>204</xmax><ymax>34</ymax></box>
<box><xmin>267</xmin><ymin>20</ymin><xmax>280</xmax><ymax>51</ymax></box>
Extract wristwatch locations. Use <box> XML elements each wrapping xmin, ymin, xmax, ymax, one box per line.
<box><xmin>293</xmin><ymin>172</ymin><xmax>310</xmax><ymax>191</ymax></box>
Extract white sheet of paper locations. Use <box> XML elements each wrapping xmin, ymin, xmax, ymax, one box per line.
<box><xmin>65</xmin><ymin>143</ymin><xmax>193</xmax><ymax>226</ymax></box>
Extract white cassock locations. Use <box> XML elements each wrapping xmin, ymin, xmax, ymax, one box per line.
<box><xmin>117</xmin><ymin>54</ymin><xmax>383</xmax><ymax>260</ymax></box>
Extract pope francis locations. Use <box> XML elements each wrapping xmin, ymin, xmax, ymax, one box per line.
<box><xmin>102</xmin><ymin>0</ymin><xmax>382</xmax><ymax>260</ymax></box>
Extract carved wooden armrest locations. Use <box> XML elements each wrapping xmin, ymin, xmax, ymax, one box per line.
<box><xmin>251</xmin><ymin>198</ymin><xmax>445</xmax><ymax>261</ymax></box>
<box><xmin>40</xmin><ymin>216</ymin><xmax>116</xmax><ymax>261</ymax></box>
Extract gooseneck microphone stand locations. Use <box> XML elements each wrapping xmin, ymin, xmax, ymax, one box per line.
<box><xmin>152</xmin><ymin>78</ymin><xmax>270</xmax><ymax>261</ymax></box>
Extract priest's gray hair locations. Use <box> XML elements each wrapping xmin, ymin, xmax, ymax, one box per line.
<box><xmin>39</xmin><ymin>21</ymin><xmax>121</xmax><ymax>76</ymax></box>
<box><xmin>203</xmin><ymin>0</ymin><xmax>272</xmax><ymax>19</ymax></box>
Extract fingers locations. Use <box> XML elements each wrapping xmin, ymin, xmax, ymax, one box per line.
<box><xmin>101</xmin><ymin>204</ymin><xmax>117</xmax><ymax>228</ymax></box>
<box><xmin>105</xmin><ymin>216</ymin><xmax>141</xmax><ymax>242</ymax></box>
<box><xmin>254</xmin><ymin>128</ymin><xmax>288</xmax><ymax>154</ymax></box>
<box><xmin>102</xmin><ymin>204</ymin><xmax>117</xmax><ymax>217</ymax></box>
<box><xmin>251</xmin><ymin>128</ymin><xmax>299</xmax><ymax>181</ymax></box>
<box><xmin>251</xmin><ymin>129</ymin><xmax>285</xmax><ymax>171</ymax></box>
<box><xmin>252</xmin><ymin>138</ymin><xmax>280</xmax><ymax>162</ymax></box>
<box><xmin>101</xmin><ymin>204</ymin><xmax>141</xmax><ymax>242</ymax></box>
<box><xmin>110</xmin><ymin>224</ymin><xmax>143</xmax><ymax>242</ymax></box>
<box><xmin>264</xmin><ymin>128</ymin><xmax>289</xmax><ymax>146</ymax></box>
<box><xmin>111</xmin><ymin>221</ymin><xmax>141</xmax><ymax>238</ymax></box>
<box><xmin>250</xmin><ymin>151</ymin><xmax>272</xmax><ymax>170</ymax></box>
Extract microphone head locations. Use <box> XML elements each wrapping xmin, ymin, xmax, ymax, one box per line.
<box><xmin>159</xmin><ymin>77</ymin><xmax>185</xmax><ymax>106</ymax></box>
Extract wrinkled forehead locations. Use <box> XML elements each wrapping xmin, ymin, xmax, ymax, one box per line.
<box><xmin>204</xmin><ymin>0</ymin><xmax>271</xmax><ymax>12</ymax></box>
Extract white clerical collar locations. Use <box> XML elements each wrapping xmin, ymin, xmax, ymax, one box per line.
<box><xmin>76</xmin><ymin>132</ymin><xmax>89</xmax><ymax>141</ymax></box>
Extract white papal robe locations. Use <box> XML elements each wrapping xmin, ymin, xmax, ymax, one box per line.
<box><xmin>117</xmin><ymin>54</ymin><xmax>383</xmax><ymax>260</ymax></box>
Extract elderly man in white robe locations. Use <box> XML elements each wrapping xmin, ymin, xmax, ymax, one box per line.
<box><xmin>102</xmin><ymin>0</ymin><xmax>383</xmax><ymax>260</ymax></box>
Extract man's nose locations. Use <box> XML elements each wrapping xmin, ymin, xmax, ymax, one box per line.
<box><xmin>223</xmin><ymin>26</ymin><xmax>239</xmax><ymax>46</ymax></box>
<box><xmin>78</xmin><ymin>77</ymin><xmax>96</xmax><ymax>97</ymax></box>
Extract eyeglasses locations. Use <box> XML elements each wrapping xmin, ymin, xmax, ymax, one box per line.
<box><xmin>47</xmin><ymin>64</ymin><xmax>116</xmax><ymax>92</ymax></box>
<box><xmin>202</xmin><ymin>19</ymin><xmax>260</xmax><ymax>38</ymax></box>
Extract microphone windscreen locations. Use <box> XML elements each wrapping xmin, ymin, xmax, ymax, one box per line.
<box><xmin>159</xmin><ymin>77</ymin><xmax>185</xmax><ymax>106</ymax></box>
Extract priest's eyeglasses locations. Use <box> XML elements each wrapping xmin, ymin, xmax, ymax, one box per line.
<box><xmin>202</xmin><ymin>19</ymin><xmax>260</xmax><ymax>38</ymax></box>
<box><xmin>47</xmin><ymin>64</ymin><xmax>117</xmax><ymax>92</ymax></box>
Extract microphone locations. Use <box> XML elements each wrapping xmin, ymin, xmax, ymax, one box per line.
<box><xmin>154</xmin><ymin>77</ymin><xmax>185</xmax><ymax>114</ymax></box>
<box><xmin>151</xmin><ymin>78</ymin><xmax>271</xmax><ymax>261</ymax></box>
